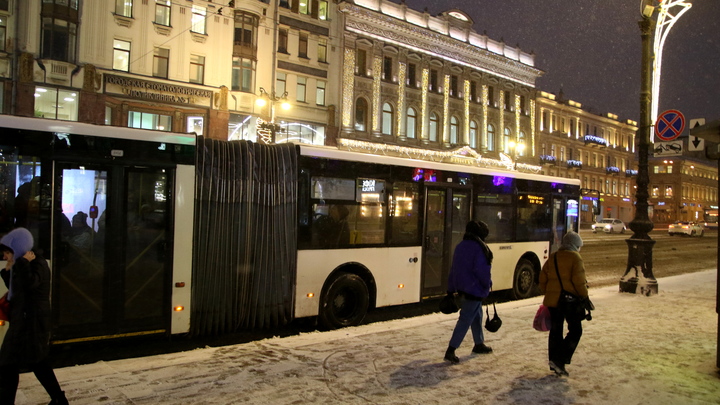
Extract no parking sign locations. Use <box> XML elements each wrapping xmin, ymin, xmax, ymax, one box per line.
<box><xmin>655</xmin><ymin>109</ymin><xmax>685</xmax><ymax>142</ymax></box>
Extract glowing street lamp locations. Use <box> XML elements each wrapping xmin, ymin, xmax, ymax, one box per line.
<box><xmin>508</xmin><ymin>140</ymin><xmax>525</xmax><ymax>170</ymax></box>
<box><xmin>255</xmin><ymin>87</ymin><xmax>291</xmax><ymax>144</ymax></box>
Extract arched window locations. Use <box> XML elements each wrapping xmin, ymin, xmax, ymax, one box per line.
<box><xmin>518</xmin><ymin>131</ymin><xmax>526</xmax><ymax>156</ymax></box>
<box><xmin>354</xmin><ymin>98</ymin><xmax>367</xmax><ymax>131</ymax></box>
<box><xmin>429</xmin><ymin>112</ymin><xmax>439</xmax><ymax>142</ymax></box>
<box><xmin>382</xmin><ymin>102</ymin><xmax>394</xmax><ymax>135</ymax></box>
<box><xmin>503</xmin><ymin>128</ymin><xmax>512</xmax><ymax>153</ymax></box>
<box><xmin>406</xmin><ymin>107</ymin><xmax>417</xmax><ymax>139</ymax></box>
<box><xmin>469</xmin><ymin>120</ymin><xmax>478</xmax><ymax>148</ymax></box>
<box><xmin>449</xmin><ymin>116</ymin><xmax>459</xmax><ymax>145</ymax></box>
<box><xmin>487</xmin><ymin>124</ymin><xmax>495</xmax><ymax>151</ymax></box>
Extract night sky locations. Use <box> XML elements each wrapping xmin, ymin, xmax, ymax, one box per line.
<box><xmin>406</xmin><ymin>0</ymin><xmax>719</xmax><ymax>131</ymax></box>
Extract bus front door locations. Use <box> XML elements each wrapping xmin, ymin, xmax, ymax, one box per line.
<box><xmin>421</xmin><ymin>187</ymin><xmax>470</xmax><ymax>298</ymax></box>
<box><xmin>52</xmin><ymin>163</ymin><xmax>173</xmax><ymax>342</ymax></box>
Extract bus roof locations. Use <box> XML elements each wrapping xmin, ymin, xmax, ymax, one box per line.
<box><xmin>298</xmin><ymin>144</ymin><xmax>582</xmax><ymax>187</ymax></box>
<box><xmin>0</xmin><ymin>114</ymin><xmax>197</xmax><ymax>146</ymax></box>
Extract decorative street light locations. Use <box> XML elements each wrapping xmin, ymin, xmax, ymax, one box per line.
<box><xmin>255</xmin><ymin>87</ymin><xmax>291</xmax><ymax>144</ymax></box>
<box><xmin>621</xmin><ymin>0</ymin><xmax>691</xmax><ymax>295</ymax></box>
<box><xmin>508</xmin><ymin>140</ymin><xmax>525</xmax><ymax>170</ymax></box>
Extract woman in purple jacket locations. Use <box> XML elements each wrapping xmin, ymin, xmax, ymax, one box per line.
<box><xmin>444</xmin><ymin>220</ymin><xmax>494</xmax><ymax>364</ymax></box>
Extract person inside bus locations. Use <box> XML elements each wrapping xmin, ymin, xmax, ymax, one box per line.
<box><xmin>539</xmin><ymin>231</ymin><xmax>588</xmax><ymax>377</ymax></box>
<box><xmin>0</xmin><ymin>228</ymin><xmax>69</xmax><ymax>404</ymax></box>
<box><xmin>444</xmin><ymin>220</ymin><xmax>494</xmax><ymax>364</ymax></box>
<box><xmin>315</xmin><ymin>204</ymin><xmax>350</xmax><ymax>247</ymax></box>
<box><xmin>69</xmin><ymin>211</ymin><xmax>94</xmax><ymax>253</ymax></box>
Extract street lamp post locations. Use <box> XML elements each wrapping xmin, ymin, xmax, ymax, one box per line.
<box><xmin>256</xmin><ymin>87</ymin><xmax>291</xmax><ymax>144</ymax></box>
<box><xmin>508</xmin><ymin>140</ymin><xmax>525</xmax><ymax>170</ymax></box>
<box><xmin>621</xmin><ymin>0</ymin><xmax>691</xmax><ymax>295</ymax></box>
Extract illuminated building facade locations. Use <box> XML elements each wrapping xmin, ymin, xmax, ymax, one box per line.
<box><xmin>535</xmin><ymin>91</ymin><xmax>639</xmax><ymax>226</ymax></box>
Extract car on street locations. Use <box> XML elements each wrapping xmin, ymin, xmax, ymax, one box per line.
<box><xmin>668</xmin><ymin>221</ymin><xmax>704</xmax><ymax>236</ymax></box>
<box><xmin>591</xmin><ymin>218</ymin><xmax>626</xmax><ymax>233</ymax></box>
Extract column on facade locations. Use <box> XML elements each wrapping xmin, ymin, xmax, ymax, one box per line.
<box><xmin>499</xmin><ymin>89</ymin><xmax>505</xmax><ymax>152</ymax></box>
<box><xmin>341</xmin><ymin>43</ymin><xmax>356</xmax><ymax>136</ymax></box>
<box><xmin>396</xmin><ymin>54</ymin><xmax>407</xmax><ymax>141</ymax></box>
<box><xmin>420</xmin><ymin>66</ymin><xmax>430</xmax><ymax>145</ymax></box>
<box><xmin>463</xmin><ymin>78</ymin><xmax>471</xmax><ymax>146</ymax></box>
<box><xmin>481</xmin><ymin>84</ymin><xmax>489</xmax><ymax>152</ymax></box>
<box><xmin>442</xmin><ymin>72</ymin><xmax>451</xmax><ymax>148</ymax></box>
<box><xmin>371</xmin><ymin>44</ymin><xmax>383</xmax><ymax>139</ymax></box>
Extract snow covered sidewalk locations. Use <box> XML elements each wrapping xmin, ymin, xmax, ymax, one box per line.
<box><xmin>17</xmin><ymin>270</ymin><xmax>719</xmax><ymax>404</ymax></box>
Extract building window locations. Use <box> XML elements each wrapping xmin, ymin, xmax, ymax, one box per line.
<box><xmin>503</xmin><ymin>128</ymin><xmax>512</xmax><ymax>153</ymax></box>
<box><xmin>450</xmin><ymin>116</ymin><xmax>459</xmax><ymax>144</ymax></box>
<box><xmin>488</xmin><ymin>86</ymin><xmax>495</xmax><ymax>107</ymax></box>
<box><xmin>470</xmin><ymin>81</ymin><xmax>477</xmax><ymax>102</ymax></box>
<box><xmin>34</xmin><ymin>86</ymin><xmax>78</xmax><ymax>121</ymax></box>
<box><xmin>190</xmin><ymin>54</ymin><xmax>205</xmax><ymax>84</ymax></box>
<box><xmin>231</xmin><ymin>57</ymin><xmax>255</xmax><ymax>92</ymax></box>
<box><xmin>0</xmin><ymin>16</ymin><xmax>6</xmax><ymax>52</ymax></box>
<box><xmin>429</xmin><ymin>69</ymin><xmax>438</xmax><ymax>92</ymax></box>
<box><xmin>0</xmin><ymin>1</ymin><xmax>8</xmax><ymax>12</ymax></box>
<box><xmin>383</xmin><ymin>56</ymin><xmax>393</xmax><ymax>81</ymax></box>
<box><xmin>278</xmin><ymin>29</ymin><xmax>288</xmax><ymax>53</ymax></box>
<box><xmin>299</xmin><ymin>0</ymin><xmax>309</xmax><ymax>15</ymax></box>
<box><xmin>382</xmin><ymin>103</ymin><xmax>394</xmax><ymax>136</ymax></box>
<box><xmin>317</xmin><ymin>39</ymin><xmax>327</xmax><ymax>63</ymax></box>
<box><xmin>407</xmin><ymin>63</ymin><xmax>416</xmax><ymax>88</ymax></box>
<box><xmin>520</xmin><ymin>95</ymin><xmax>527</xmax><ymax>114</ymax></box>
<box><xmin>406</xmin><ymin>107</ymin><xmax>417</xmax><ymax>139</ymax></box>
<box><xmin>155</xmin><ymin>1</ymin><xmax>171</xmax><ymax>26</ymax></box>
<box><xmin>113</xmin><ymin>39</ymin><xmax>130</xmax><ymax>71</ymax></box>
<box><xmin>504</xmin><ymin>91</ymin><xmax>511</xmax><ymax>110</ymax></box>
<box><xmin>450</xmin><ymin>75</ymin><xmax>458</xmax><ymax>97</ymax></box>
<box><xmin>115</xmin><ymin>0</ymin><xmax>132</xmax><ymax>17</ymax></box>
<box><xmin>354</xmin><ymin>98</ymin><xmax>367</xmax><ymax>131</ymax></box>
<box><xmin>128</xmin><ymin>111</ymin><xmax>172</xmax><ymax>131</ymax></box>
<box><xmin>487</xmin><ymin>124</ymin><xmax>495</xmax><ymax>151</ymax></box>
<box><xmin>469</xmin><ymin>120</ymin><xmax>478</xmax><ymax>148</ymax></box>
<box><xmin>518</xmin><ymin>131</ymin><xmax>526</xmax><ymax>156</ymax></box>
<box><xmin>41</xmin><ymin>17</ymin><xmax>77</xmax><ymax>63</ymax></box>
<box><xmin>187</xmin><ymin>116</ymin><xmax>204</xmax><ymax>135</ymax></box>
<box><xmin>298</xmin><ymin>33</ymin><xmax>308</xmax><ymax>58</ymax></box>
<box><xmin>153</xmin><ymin>47</ymin><xmax>169</xmax><ymax>78</ymax></box>
<box><xmin>318</xmin><ymin>1</ymin><xmax>328</xmax><ymax>20</ymax></box>
<box><xmin>316</xmin><ymin>80</ymin><xmax>326</xmax><ymax>106</ymax></box>
<box><xmin>234</xmin><ymin>12</ymin><xmax>258</xmax><ymax>50</ymax></box>
<box><xmin>276</xmin><ymin>72</ymin><xmax>287</xmax><ymax>95</ymax></box>
<box><xmin>356</xmin><ymin>48</ymin><xmax>367</xmax><ymax>76</ymax></box>
<box><xmin>296</xmin><ymin>77</ymin><xmax>307</xmax><ymax>102</ymax></box>
<box><xmin>429</xmin><ymin>112</ymin><xmax>439</xmax><ymax>142</ymax></box>
<box><xmin>276</xmin><ymin>122</ymin><xmax>326</xmax><ymax>145</ymax></box>
<box><xmin>191</xmin><ymin>6</ymin><xmax>206</xmax><ymax>35</ymax></box>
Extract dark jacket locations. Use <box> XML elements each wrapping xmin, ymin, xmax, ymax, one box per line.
<box><xmin>539</xmin><ymin>249</ymin><xmax>588</xmax><ymax>308</ymax></box>
<box><xmin>0</xmin><ymin>254</ymin><xmax>52</xmax><ymax>366</ymax></box>
<box><xmin>447</xmin><ymin>239</ymin><xmax>492</xmax><ymax>299</ymax></box>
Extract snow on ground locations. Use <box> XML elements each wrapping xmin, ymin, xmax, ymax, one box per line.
<box><xmin>16</xmin><ymin>270</ymin><xmax>720</xmax><ymax>404</ymax></box>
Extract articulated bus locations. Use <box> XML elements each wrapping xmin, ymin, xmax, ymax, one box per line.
<box><xmin>0</xmin><ymin>115</ymin><xmax>580</xmax><ymax>342</ymax></box>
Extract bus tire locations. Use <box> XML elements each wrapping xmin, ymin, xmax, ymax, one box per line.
<box><xmin>511</xmin><ymin>258</ymin><xmax>536</xmax><ymax>300</ymax></box>
<box><xmin>319</xmin><ymin>273</ymin><xmax>369</xmax><ymax>330</ymax></box>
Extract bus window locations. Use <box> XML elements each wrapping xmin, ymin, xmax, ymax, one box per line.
<box><xmin>517</xmin><ymin>193</ymin><xmax>552</xmax><ymax>242</ymax></box>
<box><xmin>474</xmin><ymin>193</ymin><xmax>513</xmax><ymax>242</ymax></box>
<box><xmin>389</xmin><ymin>182</ymin><xmax>419</xmax><ymax>245</ymax></box>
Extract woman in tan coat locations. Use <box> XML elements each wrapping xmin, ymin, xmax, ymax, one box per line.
<box><xmin>539</xmin><ymin>231</ymin><xmax>588</xmax><ymax>376</ymax></box>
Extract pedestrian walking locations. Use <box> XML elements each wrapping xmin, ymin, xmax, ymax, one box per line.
<box><xmin>444</xmin><ymin>220</ymin><xmax>494</xmax><ymax>364</ymax></box>
<box><xmin>539</xmin><ymin>231</ymin><xmax>588</xmax><ymax>377</ymax></box>
<box><xmin>0</xmin><ymin>228</ymin><xmax>68</xmax><ymax>404</ymax></box>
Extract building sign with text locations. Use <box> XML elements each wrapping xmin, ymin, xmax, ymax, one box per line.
<box><xmin>104</xmin><ymin>74</ymin><xmax>214</xmax><ymax>107</ymax></box>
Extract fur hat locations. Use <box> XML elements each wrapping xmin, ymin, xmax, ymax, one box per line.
<box><xmin>562</xmin><ymin>231</ymin><xmax>583</xmax><ymax>250</ymax></box>
<box><xmin>466</xmin><ymin>220</ymin><xmax>490</xmax><ymax>241</ymax></box>
<box><xmin>0</xmin><ymin>227</ymin><xmax>34</xmax><ymax>258</ymax></box>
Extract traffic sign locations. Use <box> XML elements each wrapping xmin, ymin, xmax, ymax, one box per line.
<box><xmin>688</xmin><ymin>136</ymin><xmax>704</xmax><ymax>151</ymax></box>
<box><xmin>655</xmin><ymin>109</ymin><xmax>685</xmax><ymax>141</ymax></box>
<box><xmin>653</xmin><ymin>141</ymin><xmax>682</xmax><ymax>157</ymax></box>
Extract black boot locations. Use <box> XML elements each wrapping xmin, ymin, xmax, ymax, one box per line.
<box><xmin>48</xmin><ymin>391</ymin><xmax>68</xmax><ymax>405</ymax></box>
<box><xmin>444</xmin><ymin>346</ymin><xmax>459</xmax><ymax>364</ymax></box>
<box><xmin>472</xmin><ymin>343</ymin><xmax>493</xmax><ymax>354</ymax></box>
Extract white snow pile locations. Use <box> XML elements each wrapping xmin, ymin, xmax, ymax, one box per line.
<box><xmin>16</xmin><ymin>269</ymin><xmax>719</xmax><ymax>404</ymax></box>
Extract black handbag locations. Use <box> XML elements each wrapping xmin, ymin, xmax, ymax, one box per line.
<box><xmin>554</xmin><ymin>255</ymin><xmax>589</xmax><ymax>318</ymax></box>
<box><xmin>484</xmin><ymin>301</ymin><xmax>502</xmax><ymax>332</ymax></box>
<box><xmin>439</xmin><ymin>292</ymin><xmax>460</xmax><ymax>314</ymax></box>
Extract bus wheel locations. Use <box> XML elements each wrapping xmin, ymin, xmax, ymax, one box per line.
<box><xmin>511</xmin><ymin>259</ymin><xmax>536</xmax><ymax>300</ymax></box>
<box><xmin>319</xmin><ymin>273</ymin><xmax>369</xmax><ymax>330</ymax></box>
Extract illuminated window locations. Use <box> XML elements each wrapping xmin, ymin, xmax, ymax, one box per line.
<box><xmin>276</xmin><ymin>72</ymin><xmax>287</xmax><ymax>95</ymax></box>
<box><xmin>296</xmin><ymin>77</ymin><xmax>307</xmax><ymax>102</ymax></box>
<box><xmin>34</xmin><ymin>86</ymin><xmax>78</xmax><ymax>121</ymax></box>
<box><xmin>115</xmin><ymin>0</ymin><xmax>133</xmax><ymax>17</ymax></box>
<box><xmin>354</xmin><ymin>98</ymin><xmax>367</xmax><ymax>131</ymax></box>
<box><xmin>113</xmin><ymin>39</ymin><xmax>130</xmax><ymax>71</ymax></box>
<box><xmin>449</xmin><ymin>116</ymin><xmax>459</xmax><ymax>145</ymax></box>
<box><xmin>469</xmin><ymin>120</ymin><xmax>478</xmax><ymax>148</ymax></box>
<box><xmin>429</xmin><ymin>112</ymin><xmax>439</xmax><ymax>142</ymax></box>
<box><xmin>318</xmin><ymin>1</ymin><xmax>328</xmax><ymax>20</ymax></box>
<box><xmin>316</xmin><ymin>80</ymin><xmax>326</xmax><ymax>106</ymax></box>
<box><xmin>128</xmin><ymin>111</ymin><xmax>172</xmax><ymax>131</ymax></box>
<box><xmin>382</xmin><ymin>103</ymin><xmax>394</xmax><ymax>136</ymax></box>
<box><xmin>486</xmin><ymin>124</ymin><xmax>495</xmax><ymax>151</ymax></box>
<box><xmin>189</xmin><ymin>54</ymin><xmax>205</xmax><ymax>84</ymax></box>
<box><xmin>155</xmin><ymin>0</ymin><xmax>171</xmax><ymax>26</ymax></box>
<box><xmin>153</xmin><ymin>47</ymin><xmax>169</xmax><ymax>78</ymax></box>
<box><xmin>191</xmin><ymin>6</ymin><xmax>206</xmax><ymax>35</ymax></box>
<box><xmin>406</xmin><ymin>107</ymin><xmax>417</xmax><ymax>139</ymax></box>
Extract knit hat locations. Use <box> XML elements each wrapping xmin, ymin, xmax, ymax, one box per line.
<box><xmin>562</xmin><ymin>231</ymin><xmax>583</xmax><ymax>251</ymax></box>
<box><xmin>0</xmin><ymin>227</ymin><xmax>34</xmax><ymax>258</ymax></box>
<box><xmin>466</xmin><ymin>220</ymin><xmax>490</xmax><ymax>241</ymax></box>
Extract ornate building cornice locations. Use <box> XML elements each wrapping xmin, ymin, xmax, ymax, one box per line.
<box><xmin>339</xmin><ymin>4</ymin><xmax>542</xmax><ymax>87</ymax></box>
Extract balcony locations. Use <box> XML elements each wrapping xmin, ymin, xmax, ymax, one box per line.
<box><xmin>567</xmin><ymin>160</ymin><xmax>583</xmax><ymax>170</ymax></box>
<box><xmin>539</xmin><ymin>155</ymin><xmax>557</xmax><ymax>166</ymax></box>
<box><xmin>584</xmin><ymin>135</ymin><xmax>609</xmax><ymax>147</ymax></box>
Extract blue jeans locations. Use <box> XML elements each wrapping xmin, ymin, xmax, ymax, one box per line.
<box><xmin>449</xmin><ymin>296</ymin><xmax>484</xmax><ymax>349</ymax></box>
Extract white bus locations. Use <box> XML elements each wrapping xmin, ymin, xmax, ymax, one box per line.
<box><xmin>0</xmin><ymin>115</ymin><xmax>580</xmax><ymax>341</ymax></box>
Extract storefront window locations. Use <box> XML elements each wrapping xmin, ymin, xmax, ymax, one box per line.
<box><xmin>186</xmin><ymin>116</ymin><xmax>204</xmax><ymax>135</ymax></box>
<box><xmin>275</xmin><ymin>122</ymin><xmax>325</xmax><ymax>145</ymax></box>
<box><xmin>34</xmin><ymin>86</ymin><xmax>78</xmax><ymax>121</ymax></box>
<box><xmin>228</xmin><ymin>114</ymin><xmax>258</xmax><ymax>141</ymax></box>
